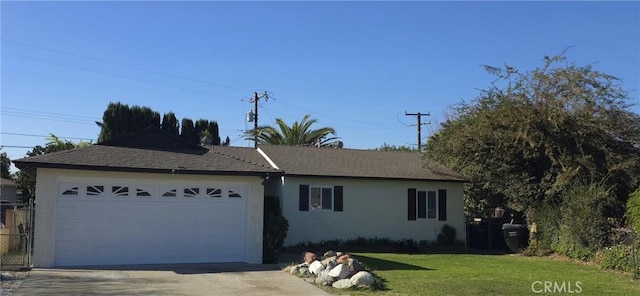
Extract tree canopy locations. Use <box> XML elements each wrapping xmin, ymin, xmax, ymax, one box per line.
<box><xmin>16</xmin><ymin>135</ymin><xmax>92</xmax><ymax>200</ymax></box>
<box><xmin>245</xmin><ymin>114</ymin><xmax>338</xmax><ymax>146</ymax></box>
<box><xmin>97</xmin><ymin>102</ymin><xmax>221</xmax><ymax>145</ymax></box>
<box><xmin>1</xmin><ymin>152</ymin><xmax>11</xmax><ymax>179</ymax></box>
<box><xmin>425</xmin><ymin>53</ymin><xmax>640</xmax><ymax>216</ymax></box>
<box><xmin>375</xmin><ymin>143</ymin><xmax>418</xmax><ymax>152</ymax></box>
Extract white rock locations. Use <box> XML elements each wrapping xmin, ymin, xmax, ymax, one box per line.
<box><xmin>315</xmin><ymin>274</ymin><xmax>335</xmax><ymax>286</ymax></box>
<box><xmin>327</xmin><ymin>263</ymin><xmax>351</xmax><ymax>279</ymax></box>
<box><xmin>332</xmin><ymin>279</ymin><xmax>354</xmax><ymax>289</ymax></box>
<box><xmin>308</xmin><ymin>260</ymin><xmax>324</xmax><ymax>275</ymax></box>
<box><xmin>350</xmin><ymin>271</ymin><xmax>375</xmax><ymax>286</ymax></box>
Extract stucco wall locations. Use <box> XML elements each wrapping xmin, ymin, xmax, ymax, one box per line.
<box><xmin>281</xmin><ymin>176</ymin><xmax>466</xmax><ymax>246</ymax></box>
<box><xmin>33</xmin><ymin>168</ymin><xmax>264</xmax><ymax>267</ymax></box>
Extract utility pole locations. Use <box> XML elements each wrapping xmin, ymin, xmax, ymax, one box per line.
<box><xmin>251</xmin><ymin>91</ymin><xmax>269</xmax><ymax>148</ymax></box>
<box><xmin>405</xmin><ymin>111</ymin><xmax>430</xmax><ymax>151</ymax></box>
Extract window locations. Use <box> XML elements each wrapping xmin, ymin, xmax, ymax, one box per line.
<box><xmin>136</xmin><ymin>188</ymin><xmax>152</xmax><ymax>197</ymax></box>
<box><xmin>162</xmin><ymin>188</ymin><xmax>177</xmax><ymax>197</ymax></box>
<box><xmin>112</xmin><ymin>186</ymin><xmax>129</xmax><ymax>197</ymax></box>
<box><xmin>228</xmin><ymin>190</ymin><xmax>242</xmax><ymax>198</ymax></box>
<box><xmin>184</xmin><ymin>187</ymin><xmax>200</xmax><ymax>198</ymax></box>
<box><xmin>206</xmin><ymin>188</ymin><xmax>222</xmax><ymax>198</ymax></box>
<box><xmin>408</xmin><ymin>188</ymin><xmax>447</xmax><ymax>221</ymax></box>
<box><xmin>86</xmin><ymin>185</ymin><xmax>105</xmax><ymax>196</ymax></box>
<box><xmin>310</xmin><ymin>186</ymin><xmax>333</xmax><ymax>210</ymax></box>
<box><xmin>299</xmin><ymin>184</ymin><xmax>343</xmax><ymax>212</ymax></box>
<box><xmin>61</xmin><ymin>186</ymin><xmax>79</xmax><ymax>196</ymax></box>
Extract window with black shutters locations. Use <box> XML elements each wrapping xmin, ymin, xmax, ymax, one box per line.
<box><xmin>408</xmin><ymin>188</ymin><xmax>447</xmax><ymax>221</ymax></box>
<box><xmin>299</xmin><ymin>184</ymin><xmax>343</xmax><ymax>212</ymax></box>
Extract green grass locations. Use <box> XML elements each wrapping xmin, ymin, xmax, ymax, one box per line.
<box><xmin>338</xmin><ymin>253</ymin><xmax>639</xmax><ymax>296</ymax></box>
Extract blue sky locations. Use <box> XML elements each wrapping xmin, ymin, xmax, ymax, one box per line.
<box><xmin>1</xmin><ymin>1</ymin><xmax>639</xmax><ymax>166</ymax></box>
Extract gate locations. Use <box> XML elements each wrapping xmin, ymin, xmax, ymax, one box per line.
<box><xmin>1</xmin><ymin>201</ymin><xmax>34</xmax><ymax>269</ymax></box>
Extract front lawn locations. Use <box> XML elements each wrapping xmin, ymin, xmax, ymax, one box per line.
<box><xmin>341</xmin><ymin>253</ymin><xmax>639</xmax><ymax>295</ymax></box>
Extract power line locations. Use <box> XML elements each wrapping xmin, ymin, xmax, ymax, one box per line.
<box><xmin>2</xmin><ymin>52</ymin><xmax>241</xmax><ymax>101</ymax></box>
<box><xmin>2</xmin><ymin>107</ymin><xmax>99</xmax><ymax>121</ymax></box>
<box><xmin>0</xmin><ymin>132</ymin><xmax>96</xmax><ymax>141</ymax></box>
<box><xmin>2</xmin><ymin>39</ymin><xmax>249</xmax><ymax>92</ymax></box>
<box><xmin>1</xmin><ymin>111</ymin><xmax>97</xmax><ymax>125</ymax></box>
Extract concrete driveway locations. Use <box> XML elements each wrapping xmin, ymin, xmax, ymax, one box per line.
<box><xmin>12</xmin><ymin>263</ymin><xmax>330</xmax><ymax>296</ymax></box>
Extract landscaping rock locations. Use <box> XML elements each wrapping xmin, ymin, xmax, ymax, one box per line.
<box><xmin>332</xmin><ymin>279</ymin><xmax>354</xmax><ymax>289</ymax></box>
<box><xmin>315</xmin><ymin>274</ymin><xmax>336</xmax><ymax>286</ymax></box>
<box><xmin>337</xmin><ymin>254</ymin><xmax>350</xmax><ymax>264</ymax></box>
<box><xmin>351</xmin><ymin>271</ymin><xmax>375</xmax><ymax>287</ymax></box>
<box><xmin>347</xmin><ymin>258</ymin><xmax>363</xmax><ymax>275</ymax></box>
<box><xmin>303</xmin><ymin>251</ymin><xmax>317</xmax><ymax>263</ymax></box>
<box><xmin>328</xmin><ymin>263</ymin><xmax>351</xmax><ymax>279</ymax></box>
<box><xmin>290</xmin><ymin>263</ymin><xmax>310</xmax><ymax>276</ymax></box>
<box><xmin>324</xmin><ymin>250</ymin><xmax>337</xmax><ymax>258</ymax></box>
<box><xmin>321</xmin><ymin>256</ymin><xmax>337</xmax><ymax>270</ymax></box>
<box><xmin>308</xmin><ymin>260</ymin><xmax>324</xmax><ymax>275</ymax></box>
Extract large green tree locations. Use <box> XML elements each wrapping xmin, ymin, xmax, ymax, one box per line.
<box><xmin>1</xmin><ymin>152</ymin><xmax>11</xmax><ymax>179</ymax></box>
<box><xmin>245</xmin><ymin>114</ymin><xmax>338</xmax><ymax>146</ymax></box>
<box><xmin>98</xmin><ymin>102</ymin><xmax>221</xmax><ymax>145</ymax></box>
<box><xmin>425</xmin><ymin>53</ymin><xmax>640</xmax><ymax>217</ymax></box>
<box><xmin>161</xmin><ymin>112</ymin><xmax>180</xmax><ymax>136</ymax></box>
<box><xmin>16</xmin><ymin>135</ymin><xmax>91</xmax><ymax>200</ymax></box>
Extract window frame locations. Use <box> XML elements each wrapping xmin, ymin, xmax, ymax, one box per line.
<box><xmin>416</xmin><ymin>189</ymin><xmax>438</xmax><ymax>220</ymax></box>
<box><xmin>309</xmin><ymin>185</ymin><xmax>334</xmax><ymax>211</ymax></box>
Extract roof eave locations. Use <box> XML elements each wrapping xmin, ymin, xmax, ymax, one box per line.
<box><xmin>282</xmin><ymin>173</ymin><xmax>468</xmax><ymax>183</ymax></box>
<box><xmin>13</xmin><ymin>162</ymin><xmax>284</xmax><ymax>178</ymax></box>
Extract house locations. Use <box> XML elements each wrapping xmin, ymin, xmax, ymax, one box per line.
<box><xmin>1</xmin><ymin>178</ymin><xmax>19</xmax><ymax>203</ymax></box>
<box><xmin>258</xmin><ymin>145</ymin><xmax>467</xmax><ymax>246</ymax></box>
<box><xmin>14</xmin><ymin>129</ymin><xmax>283</xmax><ymax>267</ymax></box>
<box><xmin>14</xmin><ymin>128</ymin><xmax>466</xmax><ymax>268</ymax></box>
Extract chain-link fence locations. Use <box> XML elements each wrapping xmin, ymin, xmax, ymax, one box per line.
<box><xmin>0</xmin><ymin>202</ymin><xmax>33</xmax><ymax>269</ymax></box>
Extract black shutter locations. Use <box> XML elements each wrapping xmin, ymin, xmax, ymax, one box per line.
<box><xmin>408</xmin><ymin>188</ymin><xmax>417</xmax><ymax>221</ymax></box>
<box><xmin>438</xmin><ymin>189</ymin><xmax>447</xmax><ymax>221</ymax></box>
<box><xmin>299</xmin><ymin>184</ymin><xmax>309</xmax><ymax>211</ymax></box>
<box><xmin>334</xmin><ymin>186</ymin><xmax>343</xmax><ymax>212</ymax></box>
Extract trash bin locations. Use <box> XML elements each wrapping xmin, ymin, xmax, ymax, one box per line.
<box><xmin>502</xmin><ymin>223</ymin><xmax>529</xmax><ymax>253</ymax></box>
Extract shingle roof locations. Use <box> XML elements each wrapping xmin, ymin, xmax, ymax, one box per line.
<box><xmin>258</xmin><ymin>145</ymin><xmax>467</xmax><ymax>182</ymax></box>
<box><xmin>14</xmin><ymin>130</ymin><xmax>282</xmax><ymax>177</ymax></box>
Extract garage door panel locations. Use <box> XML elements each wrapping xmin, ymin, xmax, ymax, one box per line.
<box><xmin>54</xmin><ymin>182</ymin><xmax>248</xmax><ymax>266</ymax></box>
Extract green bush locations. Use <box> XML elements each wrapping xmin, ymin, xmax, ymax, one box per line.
<box><xmin>436</xmin><ymin>224</ymin><xmax>459</xmax><ymax>246</ymax></box>
<box><xmin>551</xmin><ymin>224</ymin><xmax>594</xmax><ymax>260</ymax></box>
<box><xmin>594</xmin><ymin>244</ymin><xmax>638</xmax><ymax>273</ymax></box>
<box><xmin>626</xmin><ymin>189</ymin><xmax>640</xmax><ymax>232</ymax></box>
<box><xmin>263</xmin><ymin>195</ymin><xmax>289</xmax><ymax>263</ymax></box>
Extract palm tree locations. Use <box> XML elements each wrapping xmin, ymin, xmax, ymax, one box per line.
<box><xmin>246</xmin><ymin>114</ymin><xmax>338</xmax><ymax>146</ymax></box>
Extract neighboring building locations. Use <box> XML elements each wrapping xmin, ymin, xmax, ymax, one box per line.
<box><xmin>0</xmin><ymin>178</ymin><xmax>18</xmax><ymax>203</ymax></box>
<box><xmin>14</xmin><ymin>128</ymin><xmax>466</xmax><ymax>268</ymax></box>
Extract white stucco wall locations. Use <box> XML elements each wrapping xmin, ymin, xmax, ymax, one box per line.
<box><xmin>33</xmin><ymin>168</ymin><xmax>264</xmax><ymax>267</ymax></box>
<box><xmin>281</xmin><ymin>176</ymin><xmax>466</xmax><ymax>246</ymax></box>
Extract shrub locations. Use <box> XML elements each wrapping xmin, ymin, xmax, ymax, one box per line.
<box><xmin>594</xmin><ymin>244</ymin><xmax>638</xmax><ymax>273</ymax></box>
<box><xmin>436</xmin><ymin>224</ymin><xmax>458</xmax><ymax>246</ymax></box>
<box><xmin>626</xmin><ymin>189</ymin><xmax>640</xmax><ymax>232</ymax></box>
<box><xmin>263</xmin><ymin>195</ymin><xmax>289</xmax><ymax>263</ymax></box>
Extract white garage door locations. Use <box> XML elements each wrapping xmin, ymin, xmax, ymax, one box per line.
<box><xmin>54</xmin><ymin>180</ymin><xmax>248</xmax><ymax>266</ymax></box>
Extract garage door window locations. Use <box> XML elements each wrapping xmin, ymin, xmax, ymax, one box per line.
<box><xmin>61</xmin><ymin>186</ymin><xmax>79</xmax><ymax>196</ymax></box>
<box><xmin>207</xmin><ymin>188</ymin><xmax>222</xmax><ymax>198</ymax></box>
<box><xmin>86</xmin><ymin>185</ymin><xmax>105</xmax><ymax>196</ymax></box>
<box><xmin>136</xmin><ymin>188</ymin><xmax>152</xmax><ymax>197</ymax></box>
<box><xmin>162</xmin><ymin>188</ymin><xmax>177</xmax><ymax>197</ymax></box>
<box><xmin>184</xmin><ymin>187</ymin><xmax>200</xmax><ymax>197</ymax></box>
<box><xmin>112</xmin><ymin>186</ymin><xmax>129</xmax><ymax>197</ymax></box>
